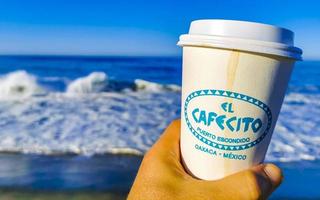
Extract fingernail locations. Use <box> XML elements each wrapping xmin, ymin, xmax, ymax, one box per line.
<box><xmin>263</xmin><ymin>164</ymin><xmax>283</xmax><ymax>186</ymax></box>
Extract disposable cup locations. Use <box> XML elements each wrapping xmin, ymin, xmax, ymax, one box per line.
<box><xmin>178</xmin><ymin>20</ymin><xmax>302</xmax><ymax>180</ymax></box>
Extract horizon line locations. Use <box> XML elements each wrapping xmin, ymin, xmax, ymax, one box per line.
<box><xmin>0</xmin><ymin>54</ymin><xmax>318</xmax><ymax>61</ymax></box>
<box><xmin>0</xmin><ymin>54</ymin><xmax>182</xmax><ymax>58</ymax></box>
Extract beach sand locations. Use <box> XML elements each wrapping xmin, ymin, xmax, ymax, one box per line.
<box><xmin>0</xmin><ymin>153</ymin><xmax>141</xmax><ymax>200</ymax></box>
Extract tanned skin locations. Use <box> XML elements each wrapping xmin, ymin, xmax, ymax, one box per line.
<box><xmin>128</xmin><ymin>120</ymin><xmax>283</xmax><ymax>200</ymax></box>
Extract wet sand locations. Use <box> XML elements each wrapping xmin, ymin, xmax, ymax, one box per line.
<box><xmin>0</xmin><ymin>153</ymin><xmax>318</xmax><ymax>199</ymax></box>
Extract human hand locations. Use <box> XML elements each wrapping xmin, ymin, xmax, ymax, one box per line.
<box><xmin>128</xmin><ymin>120</ymin><xmax>283</xmax><ymax>200</ymax></box>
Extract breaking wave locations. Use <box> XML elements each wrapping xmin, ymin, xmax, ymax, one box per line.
<box><xmin>0</xmin><ymin>71</ymin><xmax>44</xmax><ymax>99</ymax></box>
<box><xmin>66</xmin><ymin>72</ymin><xmax>109</xmax><ymax>94</ymax></box>
<box><xmin>134</xmin><ymin>79</ymin><xmax>181</xmax><ymax>92</ymax></box>
<box><xmin>0</xmin><ymin>71</ymin><xmax>181</xmax><ymax>99</ymax></box>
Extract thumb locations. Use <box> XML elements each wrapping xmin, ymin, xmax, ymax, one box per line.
<box><xmin>215</xmin><ymin>163</ymin><xmax>283</xmax><ymax>200</ymax></box>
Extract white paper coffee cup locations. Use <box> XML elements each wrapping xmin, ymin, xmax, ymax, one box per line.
<box><xmin>178</xmin><ymin>20</ymin><xmax>302</xmax><ymax>180</ymax></box>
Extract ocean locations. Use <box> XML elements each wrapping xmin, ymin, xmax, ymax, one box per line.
<box><xmin>0</xmin><ymin>56</ymin><xmax>318</xmax><ymax>199</ymax></box>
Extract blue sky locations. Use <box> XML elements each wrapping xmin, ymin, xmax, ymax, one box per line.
<box><xmin>0</xmin><ymin>0</ymin><xmax>319</xmax><ymax>59</ymax></box>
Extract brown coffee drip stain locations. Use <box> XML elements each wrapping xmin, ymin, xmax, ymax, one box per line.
<box><xmin>227</xmin><ymin>51</ymin><xmax>239</xmax><ymax>89</ymax></box>
<box><xmin>224</xmin><ymin>51</ymin><xmax>240</xmax><ymax>176</ymax></box>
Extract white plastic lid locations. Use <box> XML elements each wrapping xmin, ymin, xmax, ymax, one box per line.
<box><xmin>178</xmin><ymin>20</ymin><xmax>302</xmax><ymax>60</ymax></box>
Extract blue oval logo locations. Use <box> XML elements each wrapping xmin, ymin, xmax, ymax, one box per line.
<box><xmin>184</xmin><ymin>89</ymin><xmax>272</xmax><ymax>151</ymax></box>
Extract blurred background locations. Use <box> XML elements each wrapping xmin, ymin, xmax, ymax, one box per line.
<box><xmin>0</xmin><ymin>0</ymin><xmax>318</xmax><ymax>199</ymax></box>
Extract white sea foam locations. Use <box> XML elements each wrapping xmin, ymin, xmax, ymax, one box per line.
<box><xmin>0</xmin><ymin>90</ymin><xmax>318</xmax><ymax>162</ymax></box>
<box><xmin>266</xmin><ymin>93</ymin><xmax>320</xmax><ymax>162</ymax></box>
<box><xmin>105</xmin><ymin>147</ymin><xmax>143</xmax><ymax>155</ymax></box>
<box><xmin>66</xmin><ymin>72</ymin><xmax>108</xmax><ymax>94</ymax></box>
<box><xmin>134</xmin><ymin>79</ymin><xmax>181</xmax><ymax>92</ymax></box>
<box><xmin>0</xmin><ymin>71</ymin><xmax>44</xmax><ymax>100</ymax></box>
<box><xmin>0</xmin><ymin>70</ymin><xmax>318</xmax><ymax>162</ymax></box>
<box><xmin>0</xmin><ymin>91</ymin><xmax>180</xmax><ymax>156</ymax></box>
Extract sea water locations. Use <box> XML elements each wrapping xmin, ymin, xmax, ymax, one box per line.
<box><xmin>0</xmin><ymin>56</ymin><xmax>318</xmax><ymax>163</ymax></box>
